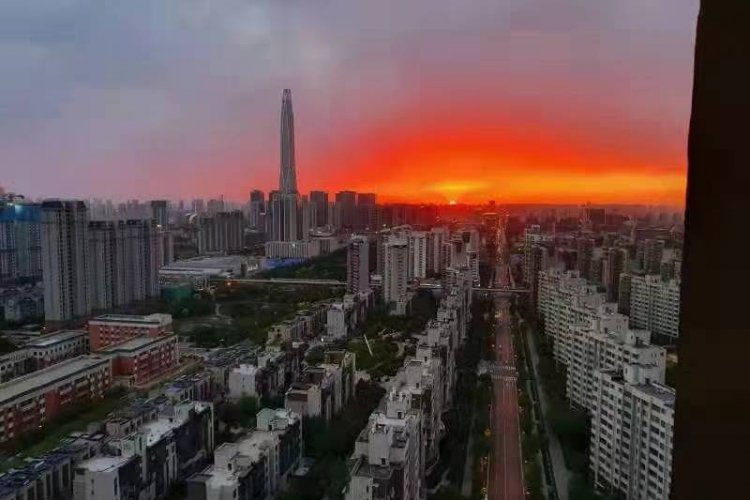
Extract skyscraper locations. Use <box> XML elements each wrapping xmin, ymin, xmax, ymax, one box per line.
<box><xmin>384</xmin><ymin>238</ymin><xmax>409</xmax><ymax>314</ymax></box>
<box><xmin>310</xmin><ymin>191</ymin><xmax>329</xmax><ymax>227</ymax></box>
<box><xmin>335</xmin><ymin>191</ymin><xmax>357</xmax><ymax>230</ymax></box>
<box><xmin>248</xmin><ymin>190</ymin><xmax>265</xmax><ymax>230</ymax></box>
<box><xmin>150</xmin><ymin>200</ymin><xmax>168</xmax><ymax>229</ymax></box>
<box><xmin>40</xmin><ymin>200</ymin><xmax>91</xmax><ymax>322</ymax></box>
<box><xmin>347</xmin><ymin>235</ymin><xmax>370</xmax><ymax>294</ymax></box>
<box><xmin>0</xmin><ymin>196</ymin><xmax>42</xmax><ymax>285</ymax></box>
<box><xmin>280</xmin><ymin>88</ymin><xmax>297</xmax><ymax>194</ymax></box>
<box><xmin>268</xmin><ymin>89</ymin><xmax>301</xmax><ymax>243</ymax></box>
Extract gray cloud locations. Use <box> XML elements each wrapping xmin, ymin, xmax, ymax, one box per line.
<box><xmin>0</xmin><ymin>0</ymin><xmax>699</xmax><ymax>200</ymax></box>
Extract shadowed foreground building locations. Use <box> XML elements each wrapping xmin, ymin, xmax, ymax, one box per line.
<box><xmin>670</xmin><ymin>2</ymin><xmax>750</xmax><ymax>500</ymax></box>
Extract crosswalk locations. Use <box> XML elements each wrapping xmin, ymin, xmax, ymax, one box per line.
<box><xmin>482</xmin><ymin>361</ymin><xmax>518</xmax><ymax>380</ymax></box>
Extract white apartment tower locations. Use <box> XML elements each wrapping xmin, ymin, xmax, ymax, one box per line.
<box><xmin>567</xmin><ymin>305</ymin><xmax>667</xmax><ymax>411</ymax></box>
<box><xmin>628</xmin><ymin>274</ymin><xmax>681</xmax><ymax>342</ymax></box>
<box><xmin>536</xmin><ymin>269</ymin><xmax>605</xmax><ymax>366</ymax></box>
<box><xmin>384</xmin><ymin>238</ymin><xmax>409</xmax><ymax>314</ymax></box>
<box><xmin>408</xmin><ymin>231</ymin><xmax>429</xmax><ymax>279</ymax></box>
<box><xmin>590</xmin><ymin>363</ymin><xmax>675</xmax><ymax>500</ymax></box>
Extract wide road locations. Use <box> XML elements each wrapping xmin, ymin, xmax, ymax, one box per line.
<box><xmin>488</xmin><ymin>227</ymin><xmax>525</xmax><ymax>500</ymax></box>
<box><xmin>488</xmin><ymin>299</ymin><xmax>525</xmax><ymax>500</ymax></box>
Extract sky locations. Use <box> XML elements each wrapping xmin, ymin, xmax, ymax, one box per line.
<box><xmin>1</xmin><ymin>0</ymin><xmax>700</xmax><ymax>206</ymax></box>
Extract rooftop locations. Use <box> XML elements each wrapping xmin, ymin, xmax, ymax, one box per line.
<box><xmin>0</xmin><ymin>355</ymin><xmax>110</xmax><ymax>403</ymax></box>
<box><xmin>89</xmin><ymin>313</ymin><xmax>172</xmax><ymax>326</ymax></box>
<box><xmin>102</xmin><ymin>334</ymin><xmax>176</xmax><ymax>353</ymax></box>
<box><xmin>77</xmin><ymin>455</ymin><xmax>132</xmax><ymax>473</ymax></box>
<box><xmin>26</xmin><ymin>330</ymin><xmax>86</xmax><ymax>348</ymax></box>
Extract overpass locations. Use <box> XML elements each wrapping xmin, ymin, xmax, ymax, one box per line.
<box><xmin>215</xmin><ymin>277</ymin><xmax>529</xmax><ymax>294</ymax></box>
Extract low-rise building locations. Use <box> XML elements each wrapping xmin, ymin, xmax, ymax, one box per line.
<box><xmin>108</xmin><ymin>400</ymin><xmax>215</xmax><ymax>499</ymax></box>
<box><xmin>228</xmin><ymin>351</ymin><xmax>286</xmax><ymax>401</ymax></box>
<box><xmin>25</xmin><ymin>330</ymin><xmax>89</xmax><ymax>370</ymax></box>
<box><xmin>0</xmin><ymin>355</ymin><xmax>111</xmax><ymax>442</ymax></box>
<box><xmin>104</xmin><ymin>334</ymin><xmax>180</xmax><ymax>388</ymax></box>
<box><xmin>0</xmin><ymin>349</ymin><xmax>33</xmax><ymax>382</ymax></box>
<box><xmin>264</xmin><ymin>240</ymin><xmax>321</xmax><ymax>259</ymax></box>
<box><xmin>0</xmin><ymin>433</ymin><xmax>106</xmax><ymax>500</ymax></box>
<box><xmin>187</xmin><ymin>408</ymin><xmax>301</xmax><ymax>500</ymax></box>
<box><xmin>345</xmin><ymin>391</ymin><xmax>424</xmax><ymax>500</ymax></box>
<box><xmin>73</xmin><ymin>454</ymin><xmax>143</xmax><ymax>500</ymax></box>
<box><xmin>88</xmin><ymin>313</ymin><xmax>173</xmax><ymax>351</ymax></box>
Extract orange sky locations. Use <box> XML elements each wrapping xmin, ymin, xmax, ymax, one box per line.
<box><xmin>294</xmin><ymin>105</ymin><xmax>688</xmax><ymax>207</ymax></box>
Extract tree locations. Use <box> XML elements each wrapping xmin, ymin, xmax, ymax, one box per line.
<box><xmin>238</xmin><ymin>396</ymin><xmax>259</xmax><ymax>424</ymax></box>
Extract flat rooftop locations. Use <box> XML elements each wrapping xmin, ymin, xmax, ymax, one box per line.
<box><xmin>0</xmin><ymin>355</ymin><xmax>110</xmax><ymax>403</ymax></box>
<box><xmin>26</xmin><ymin>330</ymin><xmax>86</xmax><ymax>348</ymax></box>
<box><xmin>77</xmin><ymin>455</ymin><xmax>132</xmax><ymax>473</ymax></box>
<box><xmin>89</xmin><ymin>313</ymin><xmax>172</xmax><ymax>326</ymax></box>
<box><xmin>103</xmin><ymin>334</ymin><xmax>176</xmax><ymax>353</ymax></box>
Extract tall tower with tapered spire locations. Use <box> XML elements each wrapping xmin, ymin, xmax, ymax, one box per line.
<box><xmin>269</xmin><ymin>89</ymin><xmax>301</xmax><ymax>242</ymax></box>
<box><xmin>280</xmin><ymin>88</ymin><xmax>297</xmax><ymax>194</ymax></box>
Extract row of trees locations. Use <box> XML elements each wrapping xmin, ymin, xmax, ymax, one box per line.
<box><xmin>522</xmin><ymin>304</ymin><xmax>611</xmax><ymax>500</ymax></box>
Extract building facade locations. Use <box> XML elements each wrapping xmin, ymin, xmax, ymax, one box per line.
<box><xmin>41</xmin><ymin>200</ymin><xmax>91</xmax><ymax>322</ymax></box>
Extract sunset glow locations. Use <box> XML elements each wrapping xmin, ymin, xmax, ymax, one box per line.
<box><xmin>0</xmin><ymin>0</ymin><xmax>698</xmax><ymax>206</ymax></box>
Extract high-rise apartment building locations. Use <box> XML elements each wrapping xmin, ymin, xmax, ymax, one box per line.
<box><xmin>567</xmin><ymin>305</ymin><xmax>666</xmax><ymax>411</ymax></box>
<box><xmin>523</xmin><ymin>225</ymin><xmax>543</xmax><ymax>285</ymax></box>
<box><xmin>0</xmin><ymin>196</ymin><xmax>42</xmax><ymax>284</ymax></box>
<box><xmin>576</xmin><ymin>237</ymin><xmax>595</xmax><ymax>281</ymax></box>
<box><xmin>88</xmin><ymin>219</ymin><xmax>163</xmax><ymax>311</ymax></box>
<box><xmin>197</xmin><ymin>211</ymin><xmax>243</xmax><ymax>254</ymax></box>
<box><xmin>310</xmin><ymin>190</ymin><xmax>328</xmax><ymax>227</ymax></box>
<box><xmin>528</xmin><ymin>245</ymin><xmax>549</xmax><ymax>306</ymax></box>
<box><xmin>536</xmin><ymin>269</ymin><xmax>605</xmax><ymax>365</ymax></box>
<box><xmin>191</xmin><ymin>198</ymin><xmax>205</xmax><ymax>214</ymax></box>
<box><xmin>628</xmin><ymin>274</ymin><xmax>681</xmax><ymax>342</ymax></box>
<box><xmin>428</xmin><ymin>227</ymin><xmax>449</xmax><ymax>277</ymax></box>
<box><xmin>41</xmin><ymin>200</ymin><xmax>91</xmax><ymax>322</ymax></box>
<box><xmin>408</xmin><ymin>231</ymin><xmax>429</xmax><ymax>279</ymax></box>
<box><xmin>300</xmin><ymin>195</ymin><xmax>316</xmax><ymax>240</ymax></box>
<box><xmin>383</xmin><ymin>239</ymin><xmax>409</xmax><ymax>314</ymax></box>
<box><xmin>603</xmin><ymin>247</ymin><xmax>629</xmax><ymax>302</ymax></box>
<box><xmin>335</xmin><ymin>191</ymin><xmax>357</xmax><ymax>230</ymax></box>
<box><xmin>347</xmin><ymin>235</ymin><xmax>370</xmax><ymax>294</ymax></box>
<box><xmin>637</xmin><ymin>239</ymin><xmax>665</xmax><ymax>274</ymax></box>
<box><xmin>590</xmin><ymin>363</ymin><xmax>675</xmax><ymax>500</ymax></box>
<box><xmin>150</xmin><ymin>200</ymin><xmax>168</xmax><ymax>229</ymax></box>
<box><xmin>618</xmin><ymin>273</ymin><xmax>632</xmax><ymax>315</ymax></box>
<box><xmin>247</xmin><ymin>189</ymin><xmax>265</xmax><ymax>229</ymax></box>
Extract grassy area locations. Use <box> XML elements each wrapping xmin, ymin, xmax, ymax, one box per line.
<box><xmin>256</xmin><ymin>248</ymin><xmax>347</xmax><ymax>281</ymax></box>
<box><xmin>347</xmin><ymin>336</ymin><xmax>402</xmax><ymax>380</ymax></box>
<box><xmin>0</xmin><ymin>390</ymin><xmax>127</xmax><ymax>472</ymax></box>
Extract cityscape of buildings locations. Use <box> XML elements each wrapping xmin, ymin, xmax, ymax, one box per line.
<box><xmin>0</xmin><ymin>88</ymin><xmax>687</xmax><ymax>500</ymax></box>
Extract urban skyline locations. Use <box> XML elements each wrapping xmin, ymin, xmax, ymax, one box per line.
<box><xmin>2</xmin><ymin>2</ymin><xmax>736</xmax><ymax>500</ymax></box>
